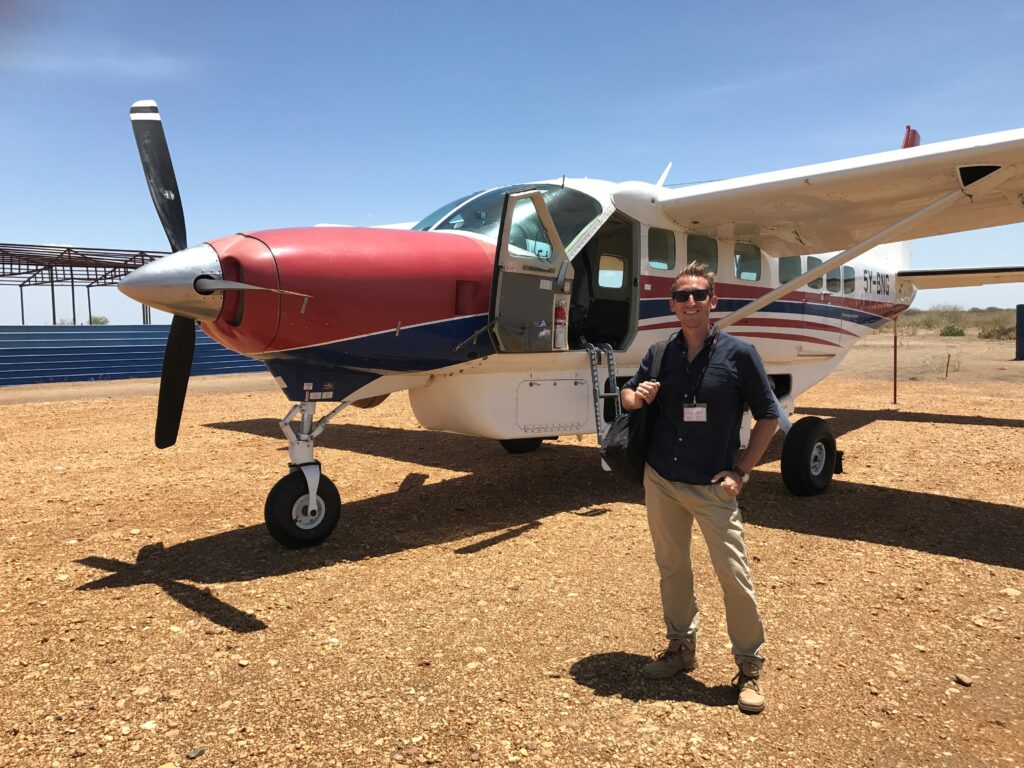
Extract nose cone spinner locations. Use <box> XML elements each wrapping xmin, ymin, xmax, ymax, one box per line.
<box><xmin>119</xmin><ymin>243</ymin><xmax>223</xmax><ymax>322</ymax></box>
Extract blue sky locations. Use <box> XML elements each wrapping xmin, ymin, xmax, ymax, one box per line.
<box><xmin>2</xmin><ymin>0</ymin><xmax>1023</xmax><ymax>324</ymax></box>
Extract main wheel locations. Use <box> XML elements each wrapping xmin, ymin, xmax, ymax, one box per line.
<box><xmin>264</xmin><ymin>471</ymin><xmax>341</xmax><ymax>548</ymax></box>
<box><xmin>499</xmin><ymin>437</ymin><xmax>543</xmax><ymax>454</ymax></box>
<box><xmin>781</xmin><ymin>416</ymin><xmax>836</xmax><ymax>496</ymax></box>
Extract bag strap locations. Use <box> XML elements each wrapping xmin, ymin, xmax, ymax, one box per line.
<box><xmin>649</xmin><ymin>337</ymin><xmax>671</xmax><ymax>380</ymax></box>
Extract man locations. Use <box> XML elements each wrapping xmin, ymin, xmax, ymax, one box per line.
<box><xmin>620</xmin><ymin>261</ymin><xmax>779</xmax><ymax>714</ymax></box>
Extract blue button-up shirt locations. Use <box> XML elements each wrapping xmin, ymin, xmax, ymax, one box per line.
<box><xmin>624</xmin><ymin>328</ymin><xmax>780</xmax><ymax>485</ymax></box>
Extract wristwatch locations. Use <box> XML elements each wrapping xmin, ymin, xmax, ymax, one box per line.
<box><xmin>732</xmin><ymin>466</ymin><xmax>751</xmax><ymax>484</ymax></box>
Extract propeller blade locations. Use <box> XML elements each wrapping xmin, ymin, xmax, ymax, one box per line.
<box><xmin>193</xmin><ymin>277</ymin><xmax>312</xmax><ymax>298</ymax></box>
<box><xmin>155</xmin><ymin>315</ymin><xmax>196</xmax><ymax>448</ymax></box>
<box><xmin>130</xmin><ymin>100</ymin><xmax>187</xmax><ymax>253</ymax></box>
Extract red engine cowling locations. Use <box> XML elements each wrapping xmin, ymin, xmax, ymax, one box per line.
<box><xmin>205</xmin><ymin>227</ymin><xmax>495</xmax><ymax>356</ymax></box>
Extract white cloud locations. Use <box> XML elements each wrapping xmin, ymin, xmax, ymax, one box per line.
<box><xmin>0</xmin><ymin>40</ymin><xmax>198</xmax><ymax>80</ymax></box>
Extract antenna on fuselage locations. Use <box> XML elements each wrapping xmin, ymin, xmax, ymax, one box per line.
<box><xmin>656</xmin><ymin>162</ymin><xmax>673</xmax><ymax>187</ymax></box>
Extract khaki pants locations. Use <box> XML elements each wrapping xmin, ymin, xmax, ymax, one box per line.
<box><xmin>644</xmin><ymin>464</ymin><xmax>765</xmax><ymax>666</ymax></box>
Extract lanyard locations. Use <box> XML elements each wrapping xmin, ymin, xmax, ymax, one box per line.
<box><xmin>682</xmin><ymin>327</ymin><xmax>719</xmax><ymax>404</ymax></box>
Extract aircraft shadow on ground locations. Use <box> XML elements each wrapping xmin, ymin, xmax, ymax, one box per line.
<box><xmin>76</xmin><ymin>419</ymin><xmax>1022</xmax><ymax>633</ymax></box>
<box><xmin>77</xmin><ymin>428</ymin><xmax>639</xmax><ymax>632</ymax></box>
<box><xmin>795</xmin><ymin>405</ymin><xmax>1024</xmax><ymax>442</ymax></box>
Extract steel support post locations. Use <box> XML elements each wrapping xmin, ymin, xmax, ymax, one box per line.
<box><xmin>1016</xmin><ymin>305</ymin><xmax>1023</xmax><ymax>361</ymax></box>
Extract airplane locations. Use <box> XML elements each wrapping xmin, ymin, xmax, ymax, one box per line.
<box><xmin>118</xmin><ymin>100</ymin><xmax>1024</xmax><ymax>548</ymax></box>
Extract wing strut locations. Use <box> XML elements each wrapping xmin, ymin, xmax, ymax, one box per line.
<box><xmin>717</xmin><ymin>191</ymin><xmax>955</xmax><ymax>329</ymax></box>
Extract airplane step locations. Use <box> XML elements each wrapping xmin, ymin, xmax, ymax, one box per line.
<box><xmin>584</xmin><ymin>343</ymin><xmax>621</xmax><ymax>442</ymax></box>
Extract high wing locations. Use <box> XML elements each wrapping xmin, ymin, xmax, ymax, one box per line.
<box><xmin>657</xmin><ymin>128</ymin><xmax>1024</xmax><ymax>256</ymax></box>
<box><xmin>898</xmin><ymin>265</ymin><xmax>1024</xmax><ymax>289</ymax></box>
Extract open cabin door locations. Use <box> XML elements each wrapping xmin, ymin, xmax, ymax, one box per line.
<box><xmin>489</xmin><ymin>190</ymin><xmax>575</xmax><ymax>353</ymax></box>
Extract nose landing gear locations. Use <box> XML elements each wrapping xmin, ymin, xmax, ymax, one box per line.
<box><xmin>264</xmin><ymin>402</ymin><xmax>347</xmax><ymax>548</ymax></box>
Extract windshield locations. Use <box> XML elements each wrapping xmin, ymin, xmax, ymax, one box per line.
<box><xmin>412</xmin><ymin>191</ymin><xmax>481</xmax><ymax>232</ymax></box>
<box><xmin>413</xmin><ymin>184</ymin><xmax>603</xmax><ymax>252</ymax></box>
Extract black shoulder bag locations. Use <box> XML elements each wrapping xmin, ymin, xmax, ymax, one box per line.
<box><xmin>599</xmin><ymin>339</ymin><xmax>670</xmax><ymax>485</ymax></box>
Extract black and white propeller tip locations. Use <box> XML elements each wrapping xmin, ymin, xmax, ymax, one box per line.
<box><xmin>131</xmin><ymin>99</ymin><xmax>187</xmax><ymax>254</ymax></box>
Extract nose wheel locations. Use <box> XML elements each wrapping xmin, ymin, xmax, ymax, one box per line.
<box><xmin>264</xmin><ymin>470</ymin><xmax>341</xmax><ymax>548</ymax></box>
<box><xmin>265</xmin><ymin>401</ymin><xmax>349</xmax><ymax>547</ymax></box>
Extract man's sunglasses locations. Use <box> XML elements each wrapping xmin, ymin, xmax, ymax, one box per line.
<box><xmin>671</xmin><ymin>288</ymin><xmax>711</xmax><ymax>303</ymax></box>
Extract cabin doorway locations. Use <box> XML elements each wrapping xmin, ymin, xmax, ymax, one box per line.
<box><xmin>567</xmin><ymin>213</ymin><xmax>638</xmax><ymax>350</ymax></box>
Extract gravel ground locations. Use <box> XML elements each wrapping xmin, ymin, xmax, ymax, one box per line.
<box><xmin>1</xmin><ymin>337</ymin><xmax>1021</xmax><ymax>767</ymax></box>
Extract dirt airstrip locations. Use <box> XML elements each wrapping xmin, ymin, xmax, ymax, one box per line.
<box><xmin>1</xmin><ymin>335</ymin><xmax>1022</xmax><ymax>768</ymax></box>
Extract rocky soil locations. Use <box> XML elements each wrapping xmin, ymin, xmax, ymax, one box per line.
<box><xmin>1</xmin><ymin>337</ymin><xmax>1021</xmax><ymax>767</ymax></box>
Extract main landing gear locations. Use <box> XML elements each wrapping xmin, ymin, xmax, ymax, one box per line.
<box><xmin>264</xmin><ymin>402</ymin><xmax>348</xmax><ymax>548</ymax></box>
<box><xmin>780</xmin><ymin>416</ymin><xmax>842</xmax><ymax>496</ymax></box>
<box><xmin>498</xmin><ymin>436</ymin><xmax>562</xmax><ymax>454</ymax></box>
<box><xmin>499</xmin><ymin>437</ymin><xmax>544</xmax><ymax>454</ymax></box>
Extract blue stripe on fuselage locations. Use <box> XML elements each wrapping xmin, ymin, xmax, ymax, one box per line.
<box><xmin>640</xmin><ymin>297</ymin><xmax>890</xmax><ymax>328</ymax></box>
<box><xmin>261</xmin><ymin>314</ymin><xmax>497</xmax><ymax>401</ymax></box>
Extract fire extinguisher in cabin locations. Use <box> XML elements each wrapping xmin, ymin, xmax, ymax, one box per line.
<box><xmin>553</xmin><ymin>301</ymin><xmax>568</xmax><ymax>351</ymax></box>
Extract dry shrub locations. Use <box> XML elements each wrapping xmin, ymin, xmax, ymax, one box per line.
<box><xmin>978</xmin><ymin>325</ymin><xmax>1016</xmax><ymax>340</ymax></box>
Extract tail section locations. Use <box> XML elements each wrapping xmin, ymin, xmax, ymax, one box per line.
<box><xmin>901</xmin><ymin>125</ymin><xmax>921</xmax><ymax>148</ymax></box>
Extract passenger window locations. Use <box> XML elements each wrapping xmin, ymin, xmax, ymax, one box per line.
<box><xmin>648</xmin><ymin>228</ymin><xmax>676</xmax><ymax>271</ymax></box>
<box><xmin>779</xmin><ymin>256</ymin><xmax>802</xmax><ymax>284</ymax></box>
<box><xmin>843</xmin><ymin>266</ymin><xmax>856</xmax><ymax>294</ymax></box>
<box><xmin>826</xmin><ymin>268</ymin><xmax>841</xmax><ymax>294</ymax></box>
<box><xmin>734</xmin><ymin>243</ymin><xmax>762</xmax><ymax>281</ymax></box>
<box><xmin>598</xmin><ymin>253</ymin><xmax>624</xmax><ymax>289</ymax></box>
<box><xmin>687</xmin><ymin>235</ymin><xmax>718</xmax><ymax>274</ymax></box>
<box><xmin>807</xmin><ymin>256</ymin><xmax>823</xmax><ymax>289</ymax></box>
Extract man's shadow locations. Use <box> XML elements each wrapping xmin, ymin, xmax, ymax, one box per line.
<box><xmin>569</xmin><ymin>653</ymin><xmax>734</xmax><ymax>705</ymax></box>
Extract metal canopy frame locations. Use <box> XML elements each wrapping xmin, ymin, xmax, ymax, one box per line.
<box><xmin>0</xmin><ymin>243</ymin><xmax>169</xmax><ymax>325</ymax></box>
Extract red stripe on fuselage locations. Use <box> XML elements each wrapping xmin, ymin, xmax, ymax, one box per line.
<box><xmin>639</xmin><ymin>318</ymin><xmax>854</xmax><ymax>342</ymax></box>
<box><xmin>733</xmin><ymin>316</ymin><xmax>858</xmax><ymax>336</ymax></box>
<box><xmin>729</xmin><ymin>331</ymin><xmax>843</xmax><ymax>348</ymax></box>
<box><xmin>641</xmin><ymin>273</ymin><xmax>904</xmax><ymax>318</ymax></box>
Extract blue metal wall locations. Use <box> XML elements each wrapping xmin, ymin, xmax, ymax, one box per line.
<box><xmin>0</xmin><ymin>325</ymin><xmax>265</xmax><ymax>387</ymax></box>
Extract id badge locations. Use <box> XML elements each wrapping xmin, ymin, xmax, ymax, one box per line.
<box><xmin>683</xmin><ymin>403</ymin><xmax>708</xmax><ymax>422</ymax></box>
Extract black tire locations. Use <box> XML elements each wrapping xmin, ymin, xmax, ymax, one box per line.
<box><xmin>781</xmin><ymin>416</ymin><xmax>836</xmax><ymax>496</ymax></box>
<box><xmin>264</xmin><ymin>471</ymin><xmax>341</xmax><ymax>548</ymax></box>
<box><xmin>499</xmin><ymin>437</ymin><xmax>543</xmax><ymax>454</ymax></box>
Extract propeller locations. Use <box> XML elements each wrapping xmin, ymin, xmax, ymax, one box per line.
<box><xmin>130</xmin><ymin>99</ymin><xmax>193</xmax><ymax>448</ymax></box>
<box><xmin>156</xmin><ymin>315</ymin><xmax>196</xmax><ymax>448</ymax></box>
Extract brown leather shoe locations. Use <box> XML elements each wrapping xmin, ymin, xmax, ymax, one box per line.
<box><xmin>641</xmin><ymin>639</ymin><xmax>698</xmax><ymax>679</ymax></box>
<box><xmin>733</xmin><ymin>661</ymin><xmax>765</xmax><ymax>714</ymax></box>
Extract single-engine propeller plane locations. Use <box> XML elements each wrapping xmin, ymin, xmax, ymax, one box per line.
<box><xmin>119</xmin><ymin>100</ymin><xmax>1024</xmax><ymax>547</ymax></box>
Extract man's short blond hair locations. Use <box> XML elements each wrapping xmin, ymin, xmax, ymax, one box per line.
<box><xmin>673</xmin><ymin>261</ymin><xmax>716</xmax><ymax>296</ymax></box>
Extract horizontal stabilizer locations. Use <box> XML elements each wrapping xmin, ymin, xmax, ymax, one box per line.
<box><xmin>898</xmin><ymin>266</ymin><xmax>1024</xmax><ymax>289</ymax></box>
